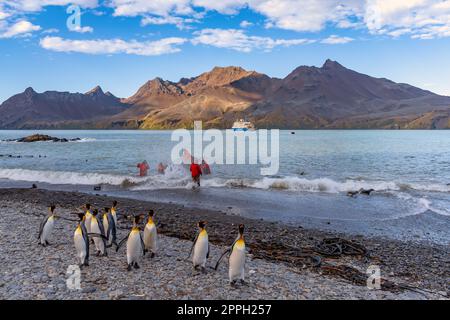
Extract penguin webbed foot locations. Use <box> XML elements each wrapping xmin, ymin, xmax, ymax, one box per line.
<box><xmin>150</xmin><ymin>252</ymin><xmax>155</xmax><ymax>258</ymax></box>
<box><xmin>127</xmin><ymin>264</ymin><xmax>132</xmax><ymax>271</ymax></box>
<box><xmin>133</xmin><ymin>262</ymin><xmax>140</xmax><ymax>269</ymax></box>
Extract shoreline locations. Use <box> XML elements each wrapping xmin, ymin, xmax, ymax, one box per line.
<box><xmin>0</xmin><ymin>188</ymin><xmax>448</xmax><ymax>300</ymax></box>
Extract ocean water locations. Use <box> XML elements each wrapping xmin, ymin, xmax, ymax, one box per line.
<box><xmin>1</xmin><ymin>130</ymin><xmax>449</xmax><ymax>244</ymax></box>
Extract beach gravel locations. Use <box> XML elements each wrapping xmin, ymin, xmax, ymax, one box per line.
<box><xmin>0</xmin><ymin>190</ymin><xmax>448</xmax><ymax>300</ymax></box>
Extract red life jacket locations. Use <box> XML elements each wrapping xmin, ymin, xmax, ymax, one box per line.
<box><xmin>137</xmin><ymin>162</ymin><xmax>149</xmax><ymax>176</ymax></box>
<box><xmin>190</xmin><ymin>163</ymin><xmax>202</xmax><ymax>178</ymax></box>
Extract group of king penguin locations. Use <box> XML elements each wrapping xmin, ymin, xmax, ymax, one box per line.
<box><xmin>37</xmin><ymin>201</ymin><xmax>247</xmax><ymax>285</ymax></box>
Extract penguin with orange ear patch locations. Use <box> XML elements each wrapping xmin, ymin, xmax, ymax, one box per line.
<box><xmin>73</xmin><ymin>212</ymin><xmax>90</xmax><ymax>267</ymax></box>
<box><xmin>215</xmin><ymin>224</ymin><xmax>246</xmax><ymax>286</ymax></box>
<box><xmin>116</xmin><ymin>214</ymin><xmax>145</xmax><ymax>271</ymax></box>
<box><xmin>38</xmin><ymin>205</ymin><xmax>57</xmax><ymax>247</ymax></box>
<box><xmin>189</xmin><ymin>221</ymin><xmax>210</xmax><ymax>272</ymax></box>
<box><xmin>90</xmin><ymin>209</ymin><xmax>107</xmax><ymax>256</ymax></box>
<box><xmin>143</xmin><ymin>210</ymin><xmax>157</xmax><ymax>257</ymax></box>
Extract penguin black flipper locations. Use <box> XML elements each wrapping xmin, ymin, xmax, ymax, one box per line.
<box><xmin>207</xmin><ymin>242</ymin><xmax>210</xmax><ymax>259</ymax></box>
<box><xmin>108</xmin><ymin>213</ymin><xmax>117</xmax><ymax>243</ymax></box>
<box><xmin>214</xmin><ymin>247</ymin><xmax>232</xmax><ymax>270</ymax></box>
<box><xmin>97</xmin><ymin>218</ymin><xmax>106</xmax><ymax>236</ymax></box>
<box><xmin>214</xmin><ymin>238</ymin><xmax>239</xmax><ymax>270</ymax></box>
<box><xmin>38</xmin><ymin>215</ymin><xmax>49</xmax><ymax>240</ymax></box>
<box><xmin>116</xmin><ymin>232</ymin><xmax>130</xmax><ymax>252</ymax></box>
<box><xmin>139</xmin><ymin>232</ymin><xmax>145</xmax><ymax>256</ymax></box>
<box><xmin>97</xmin><ymin>219</ymin><xmax>108</xmax><ymax>248</ymax></box>
<box><xmin>187</xmin><ymin>232</ymin><xmax>199</xmax><ymax>259</ymax></box>
<box><xmin>81</xmin><ymin>222</ymin><xmax>90</xmax><ymax>264</ymax></box>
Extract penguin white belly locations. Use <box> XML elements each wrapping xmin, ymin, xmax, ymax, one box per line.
<box><xmin>193</xmin><ymin>235</ymin><xmax>208</xmax><ymax>267</ymax></box>
<box><xmin>112</xmin><ymin>212</ymin><xmax>118</xmax><ymax>226</ymax></box>
<box><xmin>41</xmin><ymin>217</ymin><xmax>54</xmax><ymax>244</ymax></box>
<box><xmin>229</xmin><ymin>245</ymin><xmax>246</xmax><ymax>282</ymax></box>
<box><xmin>85</xmin><ymin>214</ymin><xmax>92</xmax><ymax>233</ymax></box>
<box><xmin>103</xmin><ymin>215</ymin><xmax>111</xmax><ymax>245</ymax></box>
<box><xmin>91</xmin><ymin>220</ymin><xmax>105</xmax><ymax>254</ymax></box>
<box><xmin>74</xmin><ymin>230</ymin><xmax>86</xmax><ymax>265</ymax></box>
<box><xmin>144</xmin><ymin>224</ymin><xmax>157</xmax><ymax>253</ymax></box>
<box><xmin>127</xmin><ymin>230</ymin><xmax>142</xmax><ymax>265</ymax></box>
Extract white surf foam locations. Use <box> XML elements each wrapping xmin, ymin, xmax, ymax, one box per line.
<box><xmin>0</xmin><ymin>168</ymin><xmax>449</xmax><ymax>196</ymax></box>
<box><xmin>0</xmin><ymin>168</ymin><xmax>145</xmax><ymax>186</ymax></box>
<box><xmin>203</xmin><ymin>176</ymin><xmax>402</xmax><ymax>193</ymax></box>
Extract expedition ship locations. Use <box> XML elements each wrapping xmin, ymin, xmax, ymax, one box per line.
<box><xmin>231</xmin><ymin>119</ymin><xmax>255</xmax><ymax>131</ymax></box>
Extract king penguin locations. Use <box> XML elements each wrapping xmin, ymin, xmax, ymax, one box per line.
<box><xmin>38</xmin><ymin>205</ymin><xmax>57</xmax><ymax>247</ymax></box>
<box><xmin>116</xmin><ymin>215</ymin><xmax>145</xmax><ymax>271</ymax></box>
<box><xmin>111</xmin><ymin>200</ymin><xmax>118</xmax><ymax>226</ymax></box>
<box><xmin>143</xmin><ymin>210</ymin><xmax>157</xmax><ymax>257</ymax></box>
<box><xmin>74</xmin><ymin>213</ymin><xmax>90</xmax><ymax>267</ymax></box>
<box><xmin>102</xmin><ymin>207</ymin><xmax>117</xmax><ymax>247</ymax></box>
<box><xmin>189</xmin><ymin>221</ymin><xmax>210</xmax><ymax>272</ymax></box>
<box><xmin>84</xmin><ymin>203</ymin><xmax>93</xmax><ymax>234</ymax></box>
<box><xmin>90</xmin><ymin>209</ymin><xmax>107</xmax><ymax>256</ymax></box>
<box><xmin>215</xmin><ymin>224</ymin><xmax>246</xmax><ymax>286</ymax></box>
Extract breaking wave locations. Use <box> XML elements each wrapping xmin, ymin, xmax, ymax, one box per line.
<box><xmin>204</xmin><ymin>176</ymin><xmax>450</xmax><ymax>194</ymax></box>
<box><xmin>0</xmin><ymin>168</ymin><xmax>145</xmax><ymax>186</ymax></box>
<box><xmin>0</xmin><ymin>168</ymin><xmax>449</xmax><ymax>195</ymax></box>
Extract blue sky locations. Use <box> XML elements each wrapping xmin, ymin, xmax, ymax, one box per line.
<box><xmin>0</xmin><ymin>1</ymin><xmax>450</xmax><ymax>103</ymax></box>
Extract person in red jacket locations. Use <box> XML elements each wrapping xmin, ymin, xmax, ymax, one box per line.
<box><xmin>200</xmin><ymin>159</ymin><xmax>211</xmax><ymax>175</ymax></box>
<box><xmin>190</xmin><ymin>158</ymin><xmax>202</xmax><ymax>188</ymax></box>
<box><xmin>137</xmin><ymin>160</ymin><xmax>150</xmax><ymax>177</ymax></box>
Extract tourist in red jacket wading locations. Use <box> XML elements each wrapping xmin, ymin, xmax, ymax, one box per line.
<box><xmin>189</xmin><ymin>157</ymin><xmax>202</xmax><ymax>188</ymax></box>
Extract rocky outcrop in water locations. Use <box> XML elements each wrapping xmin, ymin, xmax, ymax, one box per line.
<box><xmin>11</xmin><ymin>134</ymin><xmax>81</xmax><ymax>143</ymax></box>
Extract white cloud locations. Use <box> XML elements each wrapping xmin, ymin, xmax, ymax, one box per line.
<box><xmin>364</xmin><ymin>0</ymin><xmax>450</xmax><ymax>39</ymax></box>
<box><xmin>192</xmin><ymin>0</ymin><xmax>247</xmax><ymax>14</ymax></box>
<box><xmin>0</xmin><ymin>10</ymin><xmax>11</xmax><ymax>20</ymax></box>
<box><xmin>192</xmin><ymin>28</ymin><xmax>315</xmax><ymax>52</ymax></box>
<box><xmin>251</xmin><ymin>0</ymin><xmax>363</xmax><ymax>32</ymax></box>
<box><xmin>2</xmin><ymin>0</ymin><xmax>450</xmax><ymax>43</ymax></box>
<box><xmin>8</xmin><ymin>0</ymin><xmax>98</xmax><ymax>12</ymax></box>
<box><xmin>321</xmin><ymin>35</ymin><xmax>354</xmax><ymax>44</ymax></box>
<box><xmin>140</xmin><ymin>15</ymin><xmax>196</xmax><ymax>30</ymax></box>
<box><xmin>240</xmin><ymin>20</ymin><xmax>253</xmax><ymax>28</ymax></box>
<box><xmin>0</xmin><ymin>20</ymin><xmax>41</xmax><ymax>38</ymax></box>
<box><xmin>387</xmin><ymin>28</ymin><xmax>411</xmax><ymax>38</ymax></box>
<box><xmin>71</xmin><ymin>25</ymin><xmax>94</xmax><ymax>33</ymax></box>
<box><xmin>42</xmin><ymin>28</ymin><xmax>59</xmax><ymax>34</ymax></box>
<box><xmin>39</xmin><ymin>36</ymin><xmax>187</xmax><ymax>56</ymax></box>
<box><xmin>110</xmin><ymin>0</ymin><xmax>193</xmax><ymax>17</ymax></box>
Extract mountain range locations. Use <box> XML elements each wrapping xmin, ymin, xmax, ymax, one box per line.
<box><xmin>1</xmin><ymin>60</ymin><xmax>449</xmax><ymax>129</ymax></box>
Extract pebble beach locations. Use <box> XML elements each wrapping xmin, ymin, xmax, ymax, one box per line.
<box><xmin>0</xmin><ymin>188</ymin><xmax>448</xmax><ymax>300</ymax></box>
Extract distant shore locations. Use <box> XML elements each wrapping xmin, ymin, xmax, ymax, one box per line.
<box><xmin>0</xmin><ymin>188</ymin><xmax>448</xmax><ymax>300</ymax></box>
